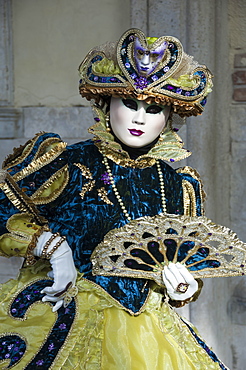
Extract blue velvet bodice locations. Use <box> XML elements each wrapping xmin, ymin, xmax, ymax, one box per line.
<box><xmin>0</xmin><ymin>134</ymin><xmax>203</xmax><ymax>314</ymax></box>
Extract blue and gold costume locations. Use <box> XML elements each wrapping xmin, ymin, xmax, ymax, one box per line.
<box><xmin>0</xmin><ymin>128</ymin><xmax>227</xmax><ymax>369</ymax></box>
<box><xmin>0</xmin><ymin>27</ymin><xmax>230</xmax><ymax>369</ymax></box>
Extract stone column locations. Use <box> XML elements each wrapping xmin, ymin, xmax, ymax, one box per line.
<box><xmin>0</xmin><ymin>0</ymin><xmax>23</xmax><ymax>147</ymax></box>
<box><xmin>0</xmin><ymin>0</ymin><xmax>13</xmax><ymax>106</ymax></box>
<box><xmin>0</xmin><ymin>0</ymin><xmax>23</xmax><ymax>281</ymax></box>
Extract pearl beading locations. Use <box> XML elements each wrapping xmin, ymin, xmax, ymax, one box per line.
<box><xmin>102</xmin><ymin>150</ymin><xmax>167</xmax><ymax>222</ymax></box>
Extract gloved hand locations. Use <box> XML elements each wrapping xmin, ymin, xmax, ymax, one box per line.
<box><xmin>34</xmin><ymin>231</ymin><xmax>77</xmax><ymax>312</ymax></box>
<box><xmin>162</xmin><ymin>262</ymin><xmax>198</xmax><ymax>301</ymax></box>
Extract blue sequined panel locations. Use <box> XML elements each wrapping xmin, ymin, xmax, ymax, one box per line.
<box><xmin>9</xmin><ymin>280</ymin><xmax>76</xmax><ymax>369</ymax></box>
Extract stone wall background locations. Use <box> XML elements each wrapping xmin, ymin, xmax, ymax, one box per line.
<box><xmin>0</xmin><ymin>0</ymin><xmax>246</xmax><ymax>368</ymax></box>
<box><xmin>0</xmin><ymin>0</ymin><xmax>131</xmax><ymax>279</ymax></box>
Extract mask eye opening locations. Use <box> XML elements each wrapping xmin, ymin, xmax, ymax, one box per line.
<box><xmin>137</xmin><ymin>49</ymin><xmax>144</xmax><ymax>57</ymax></box>
<box><xmin>122</xmin><ymin>99</ymin><xmax>138</xmax><ymax>111</ymax></box>
<box><xmin>146</xmin><ymin>105</ymin><xmax>163</xmax><ymax>114</ymax></box>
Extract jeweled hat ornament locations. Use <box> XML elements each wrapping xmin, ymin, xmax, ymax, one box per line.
<box><xmin>79</xmin><ymin>28</ymin><xmax>213</xmax><ymax>117</ymax></box>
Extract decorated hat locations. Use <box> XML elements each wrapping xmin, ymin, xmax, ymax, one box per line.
<box><xmin>79</xmin><ymin>28</ymin><xmax>213</xmax><ymax>117</ymax></box>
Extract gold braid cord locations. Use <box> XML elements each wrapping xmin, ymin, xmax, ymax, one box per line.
<box><xmin>91</xmin><ymin>213</ymin><xmax>246</xmax><ymax>285</ymax></box>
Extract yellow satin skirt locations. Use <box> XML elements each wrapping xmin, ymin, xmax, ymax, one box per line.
<box><xmin>0</xmin><ymin>264</ymin><xmax>224</xmax><ymax>370</ymax></box>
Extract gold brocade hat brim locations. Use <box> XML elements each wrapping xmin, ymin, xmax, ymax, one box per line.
<box><xmin>79</xmin><ymin>28</ymin><xmax>213</xmax><ymax>117</ymax></box>
<box><xmin>89</xmin><ymin>104</ymin><xmax>191</xmax><ymax>168</ymax></box>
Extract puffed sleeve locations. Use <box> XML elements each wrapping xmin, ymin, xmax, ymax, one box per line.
<box><xmin>0</xmin><ymin>132</ymin><xmax>68</xmax><ymax>264</ymax></box>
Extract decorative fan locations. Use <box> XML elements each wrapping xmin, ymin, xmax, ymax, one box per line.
<box><xmin>91</xmin><ymin>214</ymin><xmax>246</xmax><ymax>287</ymax></box>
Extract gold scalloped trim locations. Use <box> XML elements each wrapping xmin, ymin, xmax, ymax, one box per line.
<box><xmin>2</xmin><ymin>135</ymin><xmax>63</xmax><ymax>171</ymax></box>
<box><xmin>12</xmin><ymin>142</ymin><xmax>67</xmax><ymax>183</ymax></box>
<box><xmin>182</xmin><ymin>180</ymin><xmax>197</xmax><ymax>217</ymax></box>
<box><xmin>30</xmin><ymin>165</ymin><xmax>69</xmax><ymax>205</ymax></box>
<box><xmin>0</xmin><ymin>182</ymin><xmax>29</xmax><ymax>214</ymax></box>
<box><xmin>33</xmin><ymin>137</ymin><xmax>63</xmax><ymax>161</ymax></box>
<box><xmin>177</xmin><ymin>166</ymin><xmax>206</xmax><ymax>214</ymax></box>
<box><xmin>97</xmin><ymin>144</ymin><xmax>157</xmax><ymax>168</ymax></box>
<box><xmin>2</xmin><ymin>132</ymin><xmax>46</xmax><ymax>170</ymax></box>
<box><xmin>80</xmin><ymin>85</ymin><xmax>204</xmax><ymax>117</ymax></box>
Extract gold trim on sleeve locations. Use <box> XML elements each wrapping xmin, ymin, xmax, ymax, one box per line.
<box><xmin>2</xmin><ymin>132</ymin><xmax>45</xmax><ymax>169</ymax></box>
<box><xmin>12</xmin><ymin>142</ymin><xmax>67</xmax><ymax>183</ymax></box>
<box><xmin>33</xmin><ymin>138</ymin><xmax>64</xmax><ymax>160</ymax></box>
<box><xmin>176</xmin><ymin>166</ymin><xmax>206</xmax><ymax>213</ymax></box>
<box><xmin>182</xmin><ymin>179</ymin><xmax>197</xmax><ymax>217</ymax></box>
<box><xmin>31</xmin><ymin>165</ymin><xmax>69</xmax><ymax>205</ymax></box>
<box><xmin>2</xmin><ymin>133</ymin><xmax>63</xmax><ymax>170</ymax></box>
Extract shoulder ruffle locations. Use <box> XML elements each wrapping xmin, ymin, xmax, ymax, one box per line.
<box><xmin>176</xmin><ymin>166</ymin><xmax>206</xmax><ymax>216</ymax></box>
<box><xmin>3</xmin><ymin>132</ymin><xmax>64</xmax><ymax>173</ymax></box>
<box><xmin>89</xmin><ymin>105</ymin><xmax>191</xmax><ymax>169</ymax></box>
<box><xmin>1</xmin><ymin>133</ymin><xmax>68</xmax><ymax>208</ymax></box>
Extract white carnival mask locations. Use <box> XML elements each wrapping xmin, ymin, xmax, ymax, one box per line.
<box><xmin>110</xmin><ymin>97</ymin><xmax>170</xmax><ymax>148</ymax></box>
<box><xmin>134</xmin><ymin>37</ymin><xmax>168</xmax><ymax>76</ymax></box>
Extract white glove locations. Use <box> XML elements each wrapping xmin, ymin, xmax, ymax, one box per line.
<box><xmin>34</xmin><ymin>231</ymin><xmax>77</xmax><ymax>312</ymax></box>
<box><xmin>162</xmin><ymin>262</ymin><xmax>198</xmax><ymax>301</ymax></box>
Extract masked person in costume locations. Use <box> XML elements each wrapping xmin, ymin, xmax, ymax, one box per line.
<box><xmin>1</xmin><ymin>28</ymin><xmax>243</xmax><ymax>369</ymax></box>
